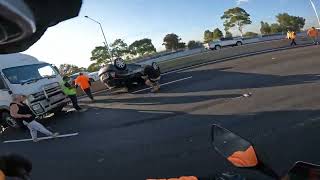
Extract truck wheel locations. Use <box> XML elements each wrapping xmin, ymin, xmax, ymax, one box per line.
<box><xmin>215</xmin><ymin>45</ymin><xmax>221</xmax><ymax>50</ymax></box>
<box><xmin>236</xmin><ymin>41</ymin><xmax>243</xmax><ymax>46</ymax></box>
<box><xmin>2</xmin><ymin>111</ymin><xmax>21</xmax><ymax>129</ymax></box>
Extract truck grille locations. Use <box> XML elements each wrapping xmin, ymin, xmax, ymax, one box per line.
<box><xmin>31</xmin><ymin>83</ymin><xmax>64</xmax><ymax>103</ymax></box>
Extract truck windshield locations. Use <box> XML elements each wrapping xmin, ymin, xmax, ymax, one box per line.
<box><xmin>2</xmin><ymin>63</ymin><xmax>58</xmax><ymax>84</ymax></box>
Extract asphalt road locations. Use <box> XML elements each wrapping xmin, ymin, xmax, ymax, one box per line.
<box><xmin>1</xmin><ymin>45</ymin><xmax>320</xmax><ymax>180</ymax></box>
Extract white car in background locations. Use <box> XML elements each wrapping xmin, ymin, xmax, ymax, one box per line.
<box><xmin>89</xmin><ymin>72</ymin><xmax>99</xmax><ymax>82</ymax></box>
<box><xmin>209</xmin><ymin>37</ymin><xmax>244</xmax><ymax>50</ymax></box>
<box><xmin>70</xmin><ymin>72</ymin><xmax>95</xmax><ymax>84</ymax></box>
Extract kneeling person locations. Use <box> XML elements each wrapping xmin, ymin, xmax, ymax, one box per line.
<box><xmin>62</xmin><ymin>76</ymin><xmax>81</xmax><ymax>111</ymax></box>
<box><xmin>9</xmin><ymin>94</ymin><xmax>59</xmax><ymax>142</ymax></box>
<box><xmin>143</xmin><ymin>65</ymin><xmax>161</xmax><ymax>93</ymax></box>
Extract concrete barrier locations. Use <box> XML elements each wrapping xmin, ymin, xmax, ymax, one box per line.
<box><xmin>158</xmin><ymin>36</ymin><xmax>312</xmax><ymax>73</ymax></box>
<box><xmin>76</xmin><ymin>81</ymin><xmax>106</xmax><ymax>96</ymax></box>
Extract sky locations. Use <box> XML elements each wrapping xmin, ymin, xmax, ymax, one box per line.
<box><xmin>24</xmin><ymin>0</ymin><xmax>320</xmax><ymax>68</ymax></box>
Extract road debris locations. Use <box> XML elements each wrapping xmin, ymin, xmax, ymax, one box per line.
<box><xmin>242</xmin><ymin>92</ymin><xmax>253</xmax><ymax>97</ymax></box>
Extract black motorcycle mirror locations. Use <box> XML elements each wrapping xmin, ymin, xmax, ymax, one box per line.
<box><xmin>211</xmin><ymin>124</ymin><xmax>279</xmax><ymax>179</ymax></box>
<box><xmin>0</xmin><ymin>0</ymin><xmax>36</xmax><ymax>45</ymax></box>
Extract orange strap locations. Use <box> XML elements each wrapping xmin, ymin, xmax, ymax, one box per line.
<box><xmin>227</xmin><ymin>146</ymin><xmax>258</xmax><ymax>167</ymax></box>
<box><xmin>0</xmin><ymin>170</ymin><xmax>5</xmax><ymax>180</ymax></box>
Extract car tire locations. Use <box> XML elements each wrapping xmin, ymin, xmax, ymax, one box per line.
<box><xmin>2</xmin><ymin>111</ymin><xmax>21</xmax><ymax>129</ymax></box>
<box><xmin>152</xmin><ymin>62</ymin><xmax>160</xmax><ymax>71</ymax></box>
<box><xmin>114</xmin><ymin>58</ymin><xmax>127</xmax><ymax>70</ymax></box>
<box><xmin>236</xmin><ymin>41</ymin><xmax>243</xmax><ymax>46</ymax></box>
<box><xmin>215</xmin><ymin>45</ymin><xmax>221</xmax><ymax>50</ymax></box>
<box><xmin>89</xmin><ymin>78</ymin><xmax>94</xmax><ymax>82</ymax></box>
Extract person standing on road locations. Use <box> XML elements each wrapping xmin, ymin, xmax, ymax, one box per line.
<box><xmin>9</xmin><ymin>94</ymin><xmax>59</xmax><ymax>142</ymax></box>
<box><xmin>142</xmin><ymin>65</ymin><xmax>161</xmax><ymax>93</ymax></box>
<box><xmin>287</xmin><ymin>30</ymin><xmax>297</xmax><ymax>46</ymax></box>
<box><xmin>74</xmin><ymin>72</ymin><xmax>94</xmax><ymax>101</ymax></box>
<box><xmin>307</xmin><ymin>27</ymin><xmax>319</xmax><ymax>45</ymax></box>
<box><xmin>61</xmin><ymin>76</ymin><xmax>82</xmax><ymax>111</ymax></box>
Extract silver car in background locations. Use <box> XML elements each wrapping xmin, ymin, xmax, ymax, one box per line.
<box><xmin>209</xmin><ymin>37</ymin><xmax>244</xmax><ymax>50</ymax></box>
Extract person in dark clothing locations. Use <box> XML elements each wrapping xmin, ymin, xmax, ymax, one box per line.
<box><xmin>62</xmin><ymin>76</ymin><xmax>81</xmax><ymax>111</ymax></box>
<box><xmin>9</xmin><ymin>94</ymin><xmax>58</xmax><ymax>142</ymax></box>
<box><xmin>142</xmin><ymin>65</ymin><xmax>161</xmax><ymax>92</ymax></box>
<box><xmin>0</xmin><ymin>153</ymin><xmax>32</xmax><ymax>180</ymax></box>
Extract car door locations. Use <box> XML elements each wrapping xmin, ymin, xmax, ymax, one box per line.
<box><xmin>218</xmin><ymin>38</ymin><xmax>225</xmax><ymax>47</ymax></box>
<box><xmin>0</xmin><ymin>74</ymin><xmax>12</xmax><ymax>110</ymax></box>
<box><xmin>225</xmin><ymin>37</ymin><xmax>234</xmax><ymax>46</ymax></box>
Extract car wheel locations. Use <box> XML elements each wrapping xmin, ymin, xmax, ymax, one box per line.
<box><xmin>114</xmin><ymin>58</ymin><xmax>127</xmax><ymax>70</ymax></box>
<box><xmin>2</xmin><ymin>111</ymin><xmax>20</xmax><ymax>129</ymax></box>
<box><xmin>236</xmin><ymin>41</ymin><xmax>243</xmax><ymax>46</ymax></box>
<box><xmin>89</xmin><ymin>78</ymin><xmax>94</xmax><ymax>82</ymax></box>
<box><xmin>215</xmin><ymin>45</ymin><xmax>221</xmax><ymax>50</ymax></box>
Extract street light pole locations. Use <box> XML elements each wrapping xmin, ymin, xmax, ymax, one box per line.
<box><xmin>309</xmin><ymin>0</ymin><xmax>320</xmax><ymax>27</ymax></box>
<box><xmin>84</xmin><ymin>16</ymin><xmax>113</xmax><ymax>62</ymax></box>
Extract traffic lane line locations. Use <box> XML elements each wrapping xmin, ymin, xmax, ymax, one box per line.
<box><xmin>138</xmin><ymin>111</ymin><xmax>174</xmax><ymax>114</ymax></box>
<box><xmin>3</xmin><ymin>132</ymin><xmax>79</xmax><ymax>143</ymax></box>
<box><xmin>131</xmin><ymin>76</ymin><xmax>193</xmax><ymax>94</ymax></box>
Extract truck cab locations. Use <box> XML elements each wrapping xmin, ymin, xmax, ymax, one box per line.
<box><xmin>0</xmin><ymin>53</ymin><xmax>69</xmax><ymax>128</ymax></box>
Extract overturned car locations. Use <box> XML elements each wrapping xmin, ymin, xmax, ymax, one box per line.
<box><xmin>98</xmin><ymin>58</ymin><xmax>161</xmax><ymax>90</ymax></box>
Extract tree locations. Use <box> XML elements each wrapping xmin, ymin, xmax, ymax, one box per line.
<box><xmin>178</xmin><ymin>42</ymin><xmax>186</xmax><ymax>49</ymax></box>
<box><xmin>225</xmin><ymin>31</ymin><xmax>233</xmax><ymax>38</ymax></box>
<box><xmin>129</xmin><ymin>38</ymin><xmax>156</xmax><ymax>56</ymax></box>
<box><xmin>243</xmin><ymin>32</ymin><xmax>258</xmax><ymax>37</ymax></box>
<box><xmin>276</xmin><ymin>13</ymin><xmax>305</xmax><ymax>32</ymax></box>
<box><xmin>187</xmin><ymin>40</ymin><xmax>203</xmax><ymax>49</ymax></box>
<box><xmin>221</xmin><ymin>7</ymin><xmax>252</xmax><ymax>36</ymax></box>
<box><xmin>163</xmin><ymin>33</ymin><xmax>185</xmax><ymax>50</ymax></box>
<box><xmin>90</xmin><ymin>46</ymin><xmax>111</xmax><ymax>65</ymax></box>
<box><xmin>204</xmin><ymin>30</ymin><xmax>214</xmax><ymax>43</ymax></box>
<box><xmin>260</xmin><ymin>21</ymin><xmax>271</xmax><ymax>35</ymax></box>
<box><xmin>87</xmin><ymin>62</ymin><xmax>100</xmax><ymax>72</ymax></box>
<box><xmin>59</xmin><ymin>64</ymin><xmax>82</xmax><ymax>76</ymax></box>
<box><xmin>110</xmin><ymin>39</ymin><xmax>129</xmax><ymax>58</ymax></box>
<box><xmin>270</xmin><ymin>23</ymin><xmax>283</xmax><ymax>34</ymax></box>
<box><xmin>212</xmin><ymin>28</ymin><xmax>224</xmax><ymax>39</ymax></box>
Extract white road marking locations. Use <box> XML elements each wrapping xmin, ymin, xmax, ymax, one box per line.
<box><xmin>131</xmin><ymin>76</ymin><xmax>193</xmax><ymax>94</ymax></box>
<box><xmin>138</xmin><ymin>111</ymin><xmax>174</xmax><ymax>114</ymax></box>
<box><xmin>3</xmin><ymin>133</ymin><xmax>79</xmax><ymax>143</ymax></box>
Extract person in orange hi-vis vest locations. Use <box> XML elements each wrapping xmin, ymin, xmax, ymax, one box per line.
<box><xmin>307</xmin><ymin>27</ymin><xmax>319</xmax><ymax>45</ymax></box>
<box><xmin>287</xmin><ymin>30</ymin><xmax>297</xmax><ymax>46</ymax></box>
<box><xmin>75</xmin><ymin>72</ymin><xmax>94</xmax><ymax>101</ymax></box>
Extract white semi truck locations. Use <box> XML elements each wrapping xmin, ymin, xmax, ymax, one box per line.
<box><xmin>0</xmin><ymin>53</ymin><xmax>69</xmax><ymax>128</ymax></box>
